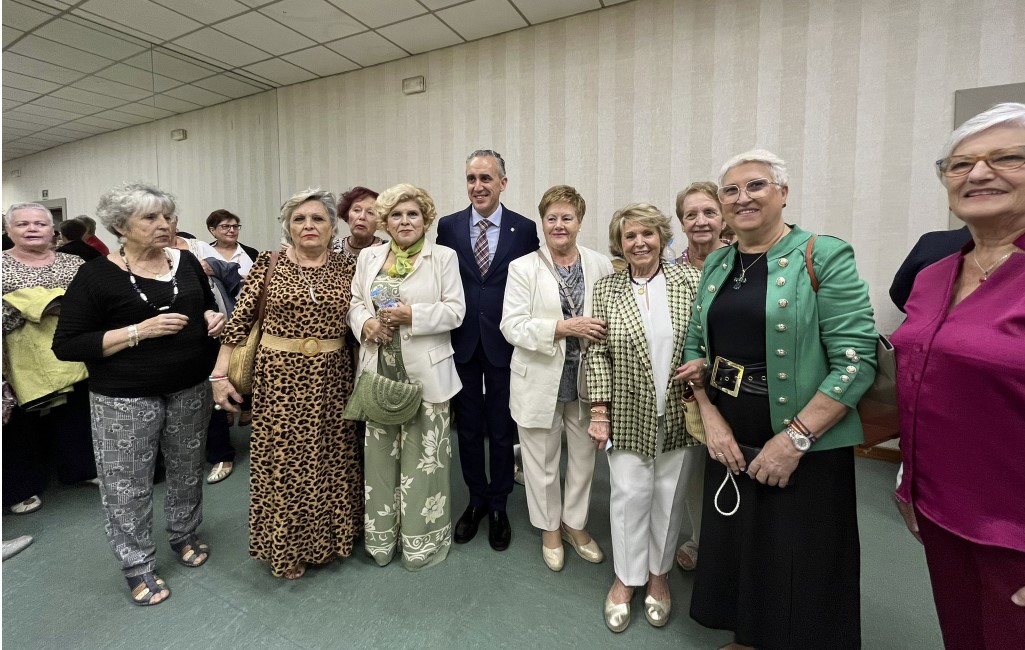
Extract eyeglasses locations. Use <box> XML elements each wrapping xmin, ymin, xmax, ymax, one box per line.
<box><xmin>716</xmin><ymin>178</ymin><xmax>781</xmax><ymax>204</ymax></box>
<box><xmin>936</xmin><ymin>146</ymin><xmax>1025</xmax><ymax>178</ymax></box>
<box><xmin>216</xmin><ymin>224</ymin><xmax>242</xmax><ymax>232</ymax></box>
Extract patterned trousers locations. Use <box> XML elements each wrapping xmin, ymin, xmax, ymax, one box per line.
<box><xmin>90</xmin><ymin>382</ymin><xmax>210</xmax><ymax>578</ymax></box>
<box><xmin>364</xmin><ymin>400</ymin><xmax>452</xmax><ymax>571</ymax></box>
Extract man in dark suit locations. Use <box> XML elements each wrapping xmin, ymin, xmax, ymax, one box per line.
<box><xmin>436</xmin><ymin>149</ymin><xmax>539</xmax><ymax>551</ymax></box>
<box><xmin>889</xmin><ymin>225</ymin><xmax>972</xmax><ymax>312</ymax></box>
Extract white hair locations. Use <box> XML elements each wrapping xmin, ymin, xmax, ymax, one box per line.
<box><xmin>5</xmin><ymin>203</ymin><xmax>54</xmax><ymax>226</ymax></box>
<box><xmin>717</xmin><ymin>149</ymin><xmax>789</xmax><ymax>187</ymax></box>
<box><xmin>936</xmin><ymin>102</ymin><xmax>1025</xmax><ymax>179</ymax></box>
<box><xmin>278</xmin><ymin>188</ymin><xmax>338</xmax><ymax>245</ymax></box>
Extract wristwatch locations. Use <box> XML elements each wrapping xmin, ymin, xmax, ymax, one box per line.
<box><xmin>784</xmin><ymin>426</ymin><xmax>813</xmax><ymax>452</ymax></box>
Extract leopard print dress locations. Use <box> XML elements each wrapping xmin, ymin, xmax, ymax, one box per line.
<box><xmin>221</xmin><ymin>249</ymin><xmax>362</xmax><ymax>577</ymax></box>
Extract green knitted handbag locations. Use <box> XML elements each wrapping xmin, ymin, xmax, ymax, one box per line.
<box><xmin>343</xmin><ymin>369</ymin><xmax>422</xmax><ymax>425</ymax></box>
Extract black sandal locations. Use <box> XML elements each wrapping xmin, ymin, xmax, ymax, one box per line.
<box><xmin>171</xmin><ymin>534</ymin><xmax>209</xmax><ymax>567</ymax></box>
<box><xmin>126</xmin><ymin>572</ymin><xmax>170</xmax><ymax>606</ymax></box>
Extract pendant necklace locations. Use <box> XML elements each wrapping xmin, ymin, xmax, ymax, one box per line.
<box><xmin>629</xmin><ymin>261</ymin><xmax>662</xmax><ymax>295</ymax></box>
<box><xmin>972</xmin><ymin>250</ymin><xmax>1011</xmax><ymax>282</ymax></box>
<box><xmin>732</xmin><ymin>227</ymin><xmax>787</xmax><ymax>290</ymax></box>
<box><xmin>295</xmin><ymin>257</ymin><xmax>325</xmax><ymax>303</ymax></box>
<box><xmin>120</xmin><ymin>246</ymin><xmax>178</xmax><ymax>311</ymax></box>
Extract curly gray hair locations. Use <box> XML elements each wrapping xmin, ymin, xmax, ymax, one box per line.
<box><xmin>279</xmin><ymin>188</ymin><xmax>338</xmax><ymax>246</ymax></box>
<box><xmin>96</xmin><ymin>182</ymin><xmax>176</xmax><ymax>237</ymax></box>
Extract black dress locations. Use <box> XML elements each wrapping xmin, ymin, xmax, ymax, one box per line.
<box><xmin>689</xmin><ymin>253</ymin><xmax>861</xmax><ymax>649</ymax></box>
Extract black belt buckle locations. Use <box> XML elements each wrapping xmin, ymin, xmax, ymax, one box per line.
<box><xmin>709</xmin><ymin>356</ymin><xmax>744</xmax><ymax>398</ymax></box>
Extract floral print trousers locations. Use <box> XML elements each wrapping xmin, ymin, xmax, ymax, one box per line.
<box><xmin>364</xmin><ymin>400</ymin><xmax>453</xmax><ymax>571</ymax></box>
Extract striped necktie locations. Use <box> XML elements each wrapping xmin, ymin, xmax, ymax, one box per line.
<box><xmin>474</xmin><ymin>218</ymin><xmax>492</xmax><ymax>275</ymax></box>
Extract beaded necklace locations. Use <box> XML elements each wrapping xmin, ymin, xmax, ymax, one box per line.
<box><xmin>120</xmin><ymin>246</ymin><xmax>178</xmax><ymax>311</ymax></box>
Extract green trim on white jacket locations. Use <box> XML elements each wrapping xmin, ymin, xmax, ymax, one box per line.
<box><xmin>683</xmin><ymin>225</ymin><xmax>878</xmax><ymax>451</ymax></box>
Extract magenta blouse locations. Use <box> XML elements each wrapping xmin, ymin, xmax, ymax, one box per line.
<box><xmin>892</xmin><ymin>232</ymin><xmax>1025</xmax><ymax>552</ymax></box>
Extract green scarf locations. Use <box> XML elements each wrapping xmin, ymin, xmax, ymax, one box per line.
<box><xmin>387</xmin><ymin>236</ymin><xmax>425</xmax><ymax>277</ymax></box>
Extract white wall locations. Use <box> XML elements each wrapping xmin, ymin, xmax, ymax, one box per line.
<box><xmin>5</xmin><ymin>0</ymin><xmax>1025</xmax><ymax>332</ymax></box>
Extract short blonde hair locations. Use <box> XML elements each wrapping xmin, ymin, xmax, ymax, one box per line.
<box><xmin>607</xmin><ymin>203</ymin><xmax>672</xmax><ymax>260</ymax></box>
<box><xmin>538</xmin><ymin>185</ymin><xmax>586</xmax><ymax>221</ymax></box>
<box><xmin>674</xmin><ymin>181</ymin><xmax>720</xmax><ymax>222</ymax></box>
<box><xmin>375</xmin><ymin>184</ymin><xmax>438</xmax><ymax>231</ymax></box>
<box><xmin>279</xmin><ymin>188</ymin><xmax>337</xmax><ymax>246</ymax></box>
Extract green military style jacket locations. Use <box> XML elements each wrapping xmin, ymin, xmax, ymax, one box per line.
<box><xmin>683</xmin><ymin>225</ymin><xmax>878</xmax><ymax>451</ymax></box>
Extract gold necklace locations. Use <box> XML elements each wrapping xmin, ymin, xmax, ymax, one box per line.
<box><xmin>972</xmin><ymin>250</ymin><xmax>1011</xmax><ymax>282</ymax></box>
<box><xmin>629</xmin><ymin>262</ymin><xmax>662</xmax><ymax>295</ymax></box>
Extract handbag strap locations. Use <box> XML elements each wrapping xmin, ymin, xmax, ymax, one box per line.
<box><xmin>256</xmin><ymin>252</ymin><xmax>280</xmax><ymax>322</ymax></box>
<box><xmin>805</xmin><ymin>235</ymin><xmax>819</xmax><ymax>292</ymax></box>
<box><xmin>536</xmin><ymin>250</ymin><xmax>581</xmax><ymax>317</ymax></box>
<box><xmin>714</xmin><ymin>468</ymin><xmax>740</xmax><ymax>517</ymax></box>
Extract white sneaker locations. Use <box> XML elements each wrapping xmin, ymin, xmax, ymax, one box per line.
<box><xmin>2</xmin><ymin>535</ymin><xmax>34</xmax><ymax>561</ymax></box>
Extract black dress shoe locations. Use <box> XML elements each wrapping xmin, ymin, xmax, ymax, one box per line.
<box><xmin>454</xmin><ymin>505</ymin><xmax>489</xmax><ymax>544</ymax></box>
<box><xmin>488</xmin><ymin>510</ymin><xmax>511</xmax><ymax>551</ymax></box>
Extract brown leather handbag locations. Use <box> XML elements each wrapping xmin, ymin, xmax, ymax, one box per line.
<box><xmin>227</xmin><ymin>252</ymin><xmax>279</xmax><ymax>394</ymax></box>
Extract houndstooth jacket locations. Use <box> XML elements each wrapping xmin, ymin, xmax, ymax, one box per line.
<box><xmin>586</xmin><ymin>262</ymin><xmax>702</xmax><ymax>457</ymax></box>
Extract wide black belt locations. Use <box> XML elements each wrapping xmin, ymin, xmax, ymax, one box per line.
<box><xmin>709</xmin><ymin>356</ymin><xmax>768</xmax><ymax>398</ymax></box>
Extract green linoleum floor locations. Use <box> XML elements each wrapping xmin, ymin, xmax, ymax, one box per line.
<box><xmin>1</xmin><ymin>427</ymin><xmax>942</xmax><ymax>649</ymax></box>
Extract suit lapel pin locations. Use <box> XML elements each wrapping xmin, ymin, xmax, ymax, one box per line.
<box><xmin>510</xmin><ymin>227</ymin><xmax>515</xmax><ymax>232</ymax></box>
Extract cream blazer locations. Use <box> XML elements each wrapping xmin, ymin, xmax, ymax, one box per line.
<box><xmin>348</xmin><ymin>239</ymin><xmax>466</xmax><ymax>404</ymax></box>
<box><xmin>500</xmin><ymin>245</ymin><xmax>614</xmax><ymax>429</ymax></box>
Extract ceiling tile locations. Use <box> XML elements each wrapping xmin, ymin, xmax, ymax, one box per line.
<box><xmin>216</xmin><ymin>11</ymin><xmax>314</xmax><ymax>56</ymax></box>
<box><xmin>3</xmin><ymin>99</ymin><xmax>26</xmax><ymax>110</ymax></box>
<box><xmin>26</xmin><ymin>0</ymin><xmax>75</xmax><ymax>10</ymax></box>
<box><xmin>117</xmin><ymin>102</ymin><xmax>177</xmax><ymax>119</ymax></box>
<box><xmin>192</xmin><ymin>74</ymin><xmax>266</xmax><ymax>98</ymax></box>
<box><xmin>23</xmin><ymin>132</ymin><xmax>74</xmax><ymax>145</ymax></box>
<box><xmin>3</xmin><ymin>110</ymin><xmax>65</xmax><ymax>126</ymax></box>
<box><xmin>3</xmin><ymin>125</ymin><xmax>38</xmax><ymax>137</ymax></box>
<box><xmin>242</xmin><ymin>58</ymin><xmax>316</xmax><ymax>85</ymax></box>
<box><xmin>325</xmin><ymin>0</ymin><xmax>425</xmax><ymax>29</ymax></box>
<box><xmin>417</xmin><ymin>0</ymin><xmax>467</xmax><ymax>9</ymax></box>
<box><xmin>48</xmin><ymin>125</ymin><xmax>101</xmax><ymax>138</ymax></box>
<box><xmin>14</xmin><ymin>135</ymin><xmax>62</xmax><ymax>147</ymax></box>
<box><xmin>31</xmin><ymin>95</ymin><xmax>105</xmax><ymax>116</ymax></box>
<box><xmin>1</xmin><ymin>1</ymin><xmax>56</xmax><ymax>31</ymax></box>
<box><xmin>3</xmin><ymin>116</ymin><xmax>53</xmax><ymax>130</ymax></box>
<box><xmin>16</xmin><ymin>103</ymin><xmax>83</xmax><ymax>122</ymax></box>
<box><xmin>75</xmin><ymin>114</ymin><xmax>137</xmax><ymax>129</ymax></box>
<box><xmin>602</xmin><ymin>0</ymin><xmax>632</xmax><ymax>4</ymax></box>
<box><xmin>172</xmin><ymin>28</ymin><xmax>273</xmax><ymax>67</ymax></box>
<box><xmin>3</xmin><ymin>26</ymin><xmax>24</xmax><ymax>47</ymax></box>
<box><xmin>66</xmin><ymin>119</ymin><xmax>113</xmax><ymax>134</ymax></box>
<box><xmin>2</xmin><ymin>86</ymin><xmax>42</xmax><ymax>103</ymax></box>
<box><xmin>73</xmin><ymin>0</ymin><xmax>202</xmax><ymax>41</ymax></box>
<box><xmin>93</xmin><ymin>109</ymin><xmax>154</xmax><ymax>125</ymax></box>
<box><xmin>259</xmin><ymin>0</ymin><xmax>364</xmax><ymax>43</ymax></box>
<box><xmin>123</xmin><ymin>50</ymin><xmax>220</xmax><ymax>83</ymax></box>
<box><xmin>9</xmin><ymin>35</ymin><xmax>117</xmax><ymax>74</ymax></box>
<box><xmin>95</xmin><ymin>63</ymin><xmax>181</xmax><ymax>92</ymax></box>
<box><xmin>325</xmin><ymin>31</ymin><xmax>406</xmax><ymax>67</ymax></box>
<box><xmin>438</xmin><ymin>0</ymin><xmax>527</xmax><ymax>41</ymax></box>
<box><xmin>234</xmin><ymin>0</ymin><xmax>271</xmax><ymax>5</ymax></box>
<box><xmin>149</xmin><ymin>0</ymin><xmax>249</xmax><ymax>23</ymax></box>
<box><xmin>511</xmin><ymin>0</ymin><xmax>600</xmax><ymax>24</ymax></box>
<box><xmin>2</xmin><ymin>71</ymin><xmax>61</xmax><ymax>94</ymax></box>
<box><xmin>2</xmin><ymin>53</ymin><xmax>85</xmax><ymax>85</ymax></box>
<box><xmin>163</xmin><ymin>84</ymin><xmax>231</xmax><ymax>106</ymax></box>
<box><xmin>152</xmin><ymin>94</ymin><xmax>203</xmax><ymax>113</ymax></box>
<box><xmin>34</xmin><ymin>18</ymin><xmax>149</xmax><ymax>60</ymax></box>
<box><xmin>377</xmin><ymin>14</ymin><xmax>461</xmax><ymax>55</ymax></box>
<box><xmin>51</xmin><ymin>86</ymin><xmax>129</xmax><ymax>109</ymax></box>
<box><xmin>282</xmin><ymin>46</ymin><xmax>358</xmax><ymax>77</ymax></box>
<box><xmin>71</xmin><ymin>76</ymin><xmax>152</xmax><ymax>101</ymax></box>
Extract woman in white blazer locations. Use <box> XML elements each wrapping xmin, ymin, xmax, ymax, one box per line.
<box><xmin>500</xmin><ymin>185</ymin><xmax>614</xmax><ymax>571</ymax></box>
<box><xmin>348</xmin><ymin>184</ymin><xmax>465</xmax><ymax>571</ymax></box>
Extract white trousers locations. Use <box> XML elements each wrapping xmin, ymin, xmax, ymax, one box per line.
<box><xmin>607</xmin><ymin>425</ymin><xmax>688</xmax><ymax>586</ymax></box>
<box><xmin>518</xmin><ymin>400</ymin><xmax>595</xmax><ymax>531</ymax></box>
<box><xmin>680</xmin><ymin>445</ymin><xmax>706</xmax><ymax>545</ymax></box>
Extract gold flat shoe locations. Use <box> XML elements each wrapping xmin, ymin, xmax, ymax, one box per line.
<box><xmin>604</xmin><ymin>596</ymin><xmax>631</xmax><ymax>633</ymax></box>
<box><xmin>643</xmin><ymin>594</ymin><xmax>671</xmax><ymax>627</ymax></box>
<box><xmin>561</xmin><ymin>525</ymin><xmax>604</xmax><ymax>563</ymax></box>
<box><xmin>542</xmin><ymin>544</ymin><xmax>564</xmax><ymax>572</ymax></box>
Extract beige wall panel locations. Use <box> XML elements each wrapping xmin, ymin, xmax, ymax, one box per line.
<box><xmin>5</xmin><ymin>0</ymin><xmax>1025</xmax><ymax>332</ymax></box>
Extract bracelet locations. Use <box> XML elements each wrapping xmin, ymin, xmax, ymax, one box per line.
<box><xmin>127</xmin><ymin>324</ymin><xmax>139</xmax><ymax>348</ymax></box>
<box><xmin>591</xmin><ymin>417</ymin><xmax>610</xmax><ymax>423</ymax></box>
<box><xmin>589</xmin><ymin>406</ymin><xmax>609</xmax><ymax>415</ymax></box>
<box><xmin>792</xmin><ymin>415</ymin><xmax>818</xmax><ymax>441</ymax></box>
<box><xmin>209</xmin><ymin>374</ymin><xmax>228</xmax><ymax>382</ymax></box>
